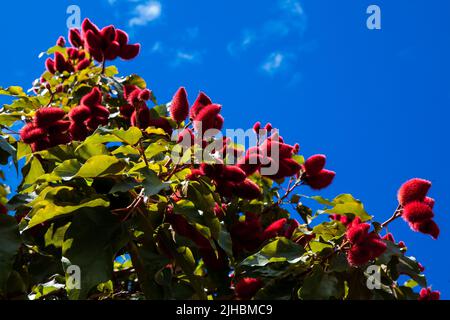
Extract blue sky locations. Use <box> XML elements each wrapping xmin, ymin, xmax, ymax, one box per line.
<box><xmin>1</xmin><ymin>0</ymin><xmax>449</xmax><ymax>298</ymax></box>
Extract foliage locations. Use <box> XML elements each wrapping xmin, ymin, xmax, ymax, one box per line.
<box><xmin>0</xmin><ymin>19</ymin><xmax>441</xmax><ymax>300</ymax></box>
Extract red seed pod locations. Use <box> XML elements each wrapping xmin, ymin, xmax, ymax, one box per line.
<box><xmin>419</xmin><ymin>288</ymin><xmax>440</xmax><ymax>301</ymax></box>
<box><xmin>190</xmin><ymin>92</ymin><xmax>212</xmax><ymax>119</ymax></box>
<box><xmin>49</xmin><ymin>133</ymin><xmax>71</xmax><ymax>147</ymax></box>
<box><xmin>56</xmin><ymin>36</ymin><xmax>66</xmax><ymax>47</ymax></box>
<box><xmin>31</xmin><ymin>137</ymin><xmax>51</xmax><ymax>152</ymax></box>
<box><xmin>119</xmin><ymin>104</ymin><xmax>135</xmax><ymax>119</ymax></box>
<box><xmin>76</xmin><ymin>58</ymin><xmax>91</xmax><ymax>71</ymax></box>
<box><xmin>47</xmin><ymin>120</ymin><xmax>71</xmax><ymax>134</ymax></box>
<box><xmin>20</xmin><ymin>124</ymin><xmax>47</xmax><ymax>144</ymax></box>
<box><xmin>177</xmin><ymin>128</ymin><xmax>195</xmax><ymax>147</ymax></box>
<box><xmin>69</xmin><ymin>106</ymin><xmax>92</xmax><ymax>122</ymax></box>
<box><xmin>139</xmin><ymin>89</ymin><xmax>152</xmax><ymax>101</ymax></box>
<box><xmin>54</xmin><ymin>52</ymin><xmax>67</xmax><ymax>73</ymax></box>
<box><xmin>306</xmin><ymin>169</ymin><xmax>336</xmax><ymax>190</ymax></box>
<box><xmin>411</xmin><ymin>219</ymin><xmax>440</xmax><ymax>240</ymax></box>
<box><xmin>81</xmin><ymin>87</ymin><xmax>102</xmax><ymax>107</ymax></box>
<box><xmin>263</xmin><ymin>218</ymin><xmax>288</xmax><ymax>240</ymax></box>
<box><xmin>100</xmin><ymin>25</ymin><xmax>116</xmax><ymax>44</ymax></box>
<box><xmin>131</xmin><ymin>106</ymin><xmax>151</xmax><ymax>129</ymax></box>
<box><xmin>221</xmin><ymin>166</ymin><xmax>247</xmax><ymax>183</ymax></box>
<box><xmin>91</xmin><ymin>105</ymin><xmax>110</xmax><ymax>119</ymax></box>
<box><xmin>347</xmin><ymin>244</ymin><xmax>372</xmax><ymax>266</ymax></box>
<box><xmin>238</xmin><ymin>154</ymin><xmax>263</xmax><ymax>176</ymax></box>
<box><xmin>170</xmin><ymin>87</ymin><xmax>190</xmax><ymax>123</ymax></box>
<box><xmin>194</xmin><ymin>104</ymin><xmax>222</xmax><ymax>133</ymax></box>
<box><xmin>120</xmin><ymin>43</ymin><xmax>141</xmax><ymax>60</ymax></box>
<box><xmin>82</xmin><ymin>18</ymin><xmax>100</xmax><ymax>37</ymax></box>
<box><xmin>233</xmin><ymin>179</ymin><xmax>261</xmax><ymax>200</ymax></box>
<box><xmin>45</xmin><ymin>58</ymin><xmax>56</xmax><ymax>74</ymax></box>
<box><xmin>69</xmin><ymin>122</ymin><xmax>89</xmax><ymax>141</ymax></box>
<box><xmin>148</xmin><ymin>117</ymin><xmax>173</xmax><ymax>135</ymax></box>
<box><xmin>85</xmin><ymin>30</ymin><xmax>102</xmax><ymax>50</ymax></box>
<box><xmin>265</xmin><ymin>123</ymin><xmax>273</xmax><ymax>132</ymax></box>
<box><xmin>346</xmin><ymin>222</ymin><xmax>370</xmax><ymax>245</ymax></box>
<box><xmin>104</xmin><ymin>41</ymin><xmax>120</xmax><ymax>60</ymax></box>
<box><xmin>403</xmin><ymin>201</ymin><xmax>434</xmax><ymax>224</ymax></box>
<box><xmin>115</xmin><ymin>29</ymin><xmax>129</xmax><ymax>46</ymax></box>
<box><xmin>214</xmin><ymin>114</ymin><xmax>224</xmax><ymax>131</ymax></box>
<box><xmin>253</xmin><ymin>121</ymin><xmax>261</xmax><ymax>133</ymax></box>
<box><xmin>35</xmin><ymin>107</ymin><xmax>66</xmax><ymax>127</ymax></box>
<box><xmin>397</xmin><ymin>178</ymin><xmax>432</xmax><ymax>206</ymax></box>
<box><xmin>235</xmin><ymin>278</ymin><xmax>263</xmax><ymax>300</ymax></box>
<box><xmin>423</xmin><ymin>197</ymin><xmax>435</xmax><ymax>209</ymax></box>
<box><xmin>69</xmin><ymin>28</ymin><xmax>83</xmax><ymax>48</ymax></box>
<box><xmin>213</xmin><ymin>203</ymin><xmax>227</xmax><ymax>220</ymax></box>
<box><xmin>382</xmin><ymin>233</ymin><xmax>395</xmax><ymax>242</ymax></box>
<box><xmin>304</xmin><ymin>154</ymin><xmax>326</xmax><ymax>176</ymax></box>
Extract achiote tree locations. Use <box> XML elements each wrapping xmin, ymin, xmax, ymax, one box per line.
<box><xmin>0</xmin><ymin>19</ymin><xmax>442</xmax><ymax>300</ymax></box>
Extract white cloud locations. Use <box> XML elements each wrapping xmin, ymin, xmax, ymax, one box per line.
<box><xmin>261</xmin><ymin>53</ymin><xmax>284</xmax><ymax>74</ymax></box>
<box><xmin>171</xmin><ymin>50</ymin><xmax>202</xmax><ymax>67</ymax></box>
<box><xmin>129</xmin><ymin>1</ymin><xmax>162</xmax><ymax>26</ymax></box>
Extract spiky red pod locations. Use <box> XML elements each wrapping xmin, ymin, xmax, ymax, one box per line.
<box><xmin>423</xmin><ymin>197</ymin><xmax>435</xmax><ymax>209</ymax></box>
<box><xmin>365</xmin><ymin>233</ymin><xmax>387</xmax><ymax>258</ymax></box>
<box><xmin>230</xmin><ymin>213</ymin><xmax>264</xmax><ymax>253</ymax></box>
<box><xmin>68</xmin><ymin>28</ymin><xmax>83</xmax><ymax>48</ymax></box>
<box><xmin>49</xmin><ymin>133</ymin><xmax>71</xmax><ymax>147</ymax></box>
<box><xmin>35</xmin><ymin>107</ymin><xmax>66</xmax><ymax>127</ymax></box>
<box><xmin>261</xmin><ymin>141</ymin><xmax>295</xmax><ymax>159</ymax></box>
<box><xmin>100</xmin><ymin>26</ymin><xmax>116</xmax><ymax>44</ymax></box>
<box><xmin>418</xmin><ymin>288</ymin><xmax>440</xmax><ymax>301</ymax></box>
<box><xmin>54</xmin><ymin>52</ymin><xmax>67</xmax><ymax>73</ymax></box>
<box><xmin>238</xmin><ymin>154</ymin><xmax>263</xmax><ymax>176</ymax></box>
<box><xmin>82</xmin><ymin>18</ymin><xmax>100</xmax><ymax>37</ymax></box>
<box><xmin>20</xmin><ymin>124</ymin><xmax>47</xmax><ymax>144</ymax></box>
<box><xmin>418</xmin><ymin>263</ymin><xmax>425</xmax><ymax>272</ymax></box>
<box><xmin>76</xmin><ymin>58</ymin><xmax>91</xmax><ymax>71</ymax></box>
<box><xmin>253</xmin><ymin>121</ymin><xmax>261</xmax><ymax>134</ymax></box>
<box><xmin>199</xmin><ymin>247</ymin><xmax>229</xmax><ymax>271</ymax></box>
<box><xmin>131</xmin><ymin>106</ymin><xmax>151</xmax><ymax>129</ymax></box>
<box><xmin>194</xmin><ymin>104</ymin><xmax>222</xmax><ymax>133</ymax></box>
<box><xmin>166</xmin><ymin>212</ymin><xmax>209</xmax><ymax>248</ymax></box>
<box><xmin>119</xmin><ymin>103</ymin><xmax>133</xmax><ymax>119</ymax></box>
<box><xmin>91</xmin><ymin>105</ymin><xmax>110</xmax><ymax>119</ymax></box>
<box><xmin>177</xmin><ymin>128</ymin><xmax>195</xmax><ymax>148</ymax></box>
<box><xmin>87</xmin><ymin>116</ymin><xmax>108</xmax><ymax>130</ymax></box>
<box><xmin>139</xmin><ymin>89</ymin><xmax>152</xmax><ymax>101</ymax></box>
<box><xmin>263</xmin><ymin>218</ymin><xmax>288</xmax><ymax>240</ymax></box>
<box><xmin>235</xmin><ymin>278</ymin><xmax>263</xmax><ymax>300</ymax></box>
<box><xmin>148</xmin><ymin>117</ymin><xmax>174</xmax><ymax>135</ymax></box>
<box><xmin>190</xmin><ymin>92</ymin><xmax>212</xmax><ymax>119</ymax></box>
<box><xmin>31</xmin><ymin>137</ymin><xmax>51</xmax><ymax>152</ymax></box>
<box><xmin>56</xmin><ymin>36</ymin><xmax>66</xmax><ymax>47</ymax></box>
<box><xmin>382</xmin><ymin>233</ymin><xmax>395</xmax><ymax>242</ymax></box>
<box><xmin>69</xmin><ymin>106</ymin><xmax>92</xmax><ymax>123</ymax></box>
<box><xmin>410</xmin><ymin>219</ymin><xmax>440</xmax><ymax>239</ymax></box>
<box><xmin>85</xmin><ymin>30</ymin><xmax>103</xmax><ymax>56</ymax></box>
<box><xmin>347</xmin><ymin>245</ymin><xmax>372</xmax><ymax>266</ymax></box>
<box><xmin>115</xmin><ymin>29</ymin><xmax>129</xmax><ymax>46</ymax></box>
<box><xmin>397</xmin><ymin>178</ymin><xmax>431</xmax><ymax>205</ymax></box>
<box><xmin>170</xmin><ymin>87</ymin><xmax>190</xmax><ymax>123</ymax></box>
<box><xmin>265</xmin><ymin>123</ymin><xmax>273</xmax><ymax>132</ymax></box>
<box><xmin>304</xmin><ymin>154</ymin><xmax>326</xmax><ymax>176</ymax></box>
<box><xmin>402</xmin><ymin>201</ymin><xmax>434</xmax><ymax>224</ymax></box>
<box><xmin>81</xmin><ymin>87</ymin><xmax>102</xmax><ymax>107</ymax></box>
<box><xmin>346</xmin><ymin>222</ymin><xmax>370</xmax><ymax>245</ymax></box>
<box><xmin>45</xmin><ymin>58</ymin><xmax>56</xmax><ymax>74</ymax></box>
<box><xmin>214</xmin><ymin>114</ymin><xmax>224</xmax><ymax>131</ymax></box>
<box><xmin>200</xmin><ymin>163</ymin><xmax>224</xmax><ymax>180</ymax></box>
<box><xmin>47</xmin><ymin>120</ymin><xmax>71</xmax><ymax>134</ymax></box>
<box><xmin>233</xmin><ymin>179</ymin><xmax>261</xmax><ymax>200</ymax></box>
<box><xmin>221</xmin><ymin>166</ymin><xmax>247</xmax><ymax>183</ymax></box>
<box><xmin>69</xmin><ymin>122</ymin><xmax>89</xmax><ymax>141</ymax></box>
<box><xmin>120</xmin><ymin>43</ymin><xmax>141</xmax><ymax>60</ymax></box>
<box><xmin>306</xmin><ymin>169</ymin><xmax>336</xmax><ymax>190</ymax></box>
<box><xmin>104</xmin><ymin>41</ymin><xmax>120</xmax><ymax>60</ymax></box>
<box><xmin>330</xmin><ymin>214</ymin><xmax>353</xmax><ymax>226</ymax></box>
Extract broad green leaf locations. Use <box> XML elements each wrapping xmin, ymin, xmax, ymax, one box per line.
<box><xmin>27</xmin><ymin>194</ymin><xmax>109</xmax><ymax>229</ymax></box>
<box><xmin>0</xmin><ymin>86</ymin><xmax>26</xmax><ymax>96</ymax></box>
<box><xmin>76</xmin><ymin>155</ymin><xmax>125</xmax><ymax>178</ymax></box>
<box><xmin>140</xmin><ymin>168</ymin><xmax>170</xmax><ymax>196</ymax></box>
<box><xmin>324</xmin><ymin>194</ymin><xmax>372</xmax><ymax>221</ymax></box>
<box><xmin>299</xmin><ymin>267</ymin><xmax>345</xmax><ymax>300</ymax></box>
<box><xmin>0</xmin><ymin>215</ymin><xmax>21</xmax><ymax>295</ymax></box>
<box><xmin>53</xmin><ymin>159</ymin><xmax>82</xmax><ymax>180</ymax></box>
<box><xmin>62</xmin><ymin>209</ymin><xmax>125</xmax><ymax>299</ymax></box>
<box><xmin>22</xmin><ymin>157</ymin><xmax>45</xmax><ymax>187</ymax></box>
<box><xmin>312</xmin><ymin>221</ymin><xmax>346</xmax><ymax>242</ymax></box>
<box><xmin>241</xmin><ymin>238</ymin><xmax>306</xmax><ymax>267</ymax></box>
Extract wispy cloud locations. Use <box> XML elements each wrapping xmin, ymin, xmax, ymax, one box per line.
<box><xmin>129</xmin><ymin>1</ymin><xmax>162</xmax><ymax>27</ymax></box>
<box><xmin>261</xmin><ymin>53</ymin><xmax>285</xmax><ymax>74</ymax></box>
<box><xmin>227</xmin><ymin>0</ymin><xmax>307</xmax><ymax>55</ymax></box>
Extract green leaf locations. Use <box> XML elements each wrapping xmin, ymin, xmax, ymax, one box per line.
<box><xmin>22</xmin><ymin>157</ymin><xmax>45</xmax><ymax>188</ymax></box>
<box><xmin>324</xmin><ymin>194</ymin><xmax>372</xmax><ymax>221</ymax></box>
<box><xmin>140</xmin><ymin>168</ymin><xmax>170</xmax><ymax>196</ymax></box>
<box><xmin>27</xmin><ymin>187</ymin><xmax>110</xmax><ymax>228</ymax></box>
<box><xmin>76</xmin><ymin>155</ymin><xmax>125</xmax><ymax>178</ymax></box>
<box><xmin>53</xmin><ymin>159</ymin><xmax>82</xmax><ymax>180</ymax></box>
<box><xmin>62</xmin><ymin>208</ymin><xmax>125</xmax><ymax>299</ymax></box>
<box><xmin>0</xmin><ymin>86</ymin><xmax>26</xmax><ymax>96</ymax></box>
<box><xmin>299</xmin><ymin>267</ymin><xmax>345</xmax><ymax>300</ymax></box>
<box><xmin>241</xmin><ymin>238</ymin><xmax>306</xmax><ymax>267</ymax></box>
<box><xmin>312</xmin><ymin>221</ymin><xmax>346</xmax><ymax>242</ymax></box>
<box><xmin>0</xmin><ymin>215</ymin><xmax>21</xmax><ymax>295</ymax></box>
